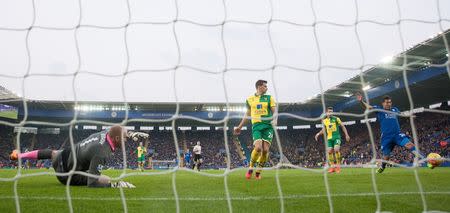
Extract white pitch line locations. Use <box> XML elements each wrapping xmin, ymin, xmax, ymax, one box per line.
<box><xmin>0</xmin><ymin>191</ymin><xmax>449</xmax><ymax>202</ymax></box>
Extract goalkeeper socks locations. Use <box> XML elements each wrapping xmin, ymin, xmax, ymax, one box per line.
<box><xmin>18</xmin><ymin>150</ymin><xmax>38</xmax><ymax>160</ymax></box>
<box><xmin>328</xmin><ymin>152</ymin><xmax>335</xmax><ymax>167</ymax></box>
<box><xmin>335</xmin><ymin>151</ymin><xmax>341</xmax><ymax>165</ymax></box>
<box><xmin>18</xmin><ymin>149</ymin><xmax>52</xmax><ymax>160</ymax></box>
<box><xmin>249</xmin><ymin>149</ymin><xmax>259</xmax><ymax>168</ymax></box>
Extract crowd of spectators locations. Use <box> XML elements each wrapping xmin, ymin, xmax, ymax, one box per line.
<box><xmin>0</xmin><ymin>108</ymin><xmax>448</xmax><ymax>169</ymax></box>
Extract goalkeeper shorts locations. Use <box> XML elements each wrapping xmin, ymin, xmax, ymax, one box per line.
<box><xmin>52</xmin><ymin>149</ymin><xmax>88</xmax><ymax>186</ymax></box>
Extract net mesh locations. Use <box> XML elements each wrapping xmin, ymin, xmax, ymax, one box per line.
<box><xmin>0</xmin><ymin>0</ymin><xmax>449</xmax><ymax>213</ymax></box>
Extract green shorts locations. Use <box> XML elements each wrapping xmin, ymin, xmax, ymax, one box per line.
<box><xmin>138</xmin><ymin>156</ymin><xmax>145</xmax><ymax>162</ymax></box>
<box><xmin>327</xmin><ymin>137</ymin><xmax>341</xmax><ymax>148</ymax></box>
<box><xmin>252</xmin><ymin>123</ymin><xmax>274</xmax><ymax>144</ymax></box>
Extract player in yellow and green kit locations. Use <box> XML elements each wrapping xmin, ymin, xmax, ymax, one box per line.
<box><xmin>315</xmin><ymin>107</ymin><xmax>350</xmax><ymax>173</ymax></box>
<box><xmin>136</xmin><ymin>142</ymin><xmax>147</xmax><ymax>171</ymax></box>
<box><xmin>234</xmin><ymin>80</ymin><xmax>277</xmax><ymax>180</ymax></box>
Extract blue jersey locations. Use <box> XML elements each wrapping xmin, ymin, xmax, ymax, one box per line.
<box><xmin>373</xmin><ymin>105</ymin><xmax>401</xmax><ymax>137</ymax></box>
<box><xmin>185</xmin><ymin>152</ymin><xmax>191</xmax><ymax>162</ymax></box>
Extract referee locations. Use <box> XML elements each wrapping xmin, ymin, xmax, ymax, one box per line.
<box><xmin>192</xmin><ymin>141</ymin><xmax>202</xmax><ymax>171</ymax></box>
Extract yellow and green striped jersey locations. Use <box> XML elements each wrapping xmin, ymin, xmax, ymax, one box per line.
<box><xmin>322</xmin><ymin>116</ymin><xmax>342</xmax><ymax>140</ymax></box>
<box><xmin>246</xmin><ymin>94</ymin><xmax>276</xmax><ymax>125</ymax></box>
<box><xmin>136</xmin><ymin>146</ymin><xmax>146</xmax><ymax>158</ymax></box>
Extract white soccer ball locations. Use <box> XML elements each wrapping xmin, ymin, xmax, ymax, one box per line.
<box><xmin>133</xmin><ymin>137</ymin><xmax>138</xmax><ymax>142</ymax></box>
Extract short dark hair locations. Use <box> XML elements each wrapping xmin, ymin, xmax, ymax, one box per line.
<box><xmin>382</xmin><ymin>95</ymin><xmax>392</xmax><ymax>102</ymax></box>
<box><xmin>255</xmin><ymin>80</ymin><xmax>267</xmax><ymax>89</ymax></box>
<box><xmin>327</xmin><ymin>107</ymin><xmax>333</xmax><ymax>110</ymax></box>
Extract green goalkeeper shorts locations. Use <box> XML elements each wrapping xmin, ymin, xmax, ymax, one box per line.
<box><xmin>252</xmin><ymin>123</ymin><xmax>274</xmax><ymax>144</ymax></box>
<box><xmin>138</xmin><ymin>156</ymin><xmax>145</xmax><ymax>162</ymax></box>
<box><xmin>327</xmin><ymin>137</ymin><xmax>342</xmax><ymax>148</ymax></box>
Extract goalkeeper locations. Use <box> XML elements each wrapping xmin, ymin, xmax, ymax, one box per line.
<box><xmin>9</xmin><ymin>125</ymin><xmax>149</xmax><ymax>188</ymax></box>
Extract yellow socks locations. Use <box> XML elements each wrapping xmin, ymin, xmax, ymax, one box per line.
<box><xmin>256</xmin><ymin>152</ymin><xmax>268</xmax><ymax>173</ymax></box>
<box><xmin>328</xmin><ymin>152</ymin><xmax>335</xmax><ymax>167</ymax></box>
<box><xmin>249</xmin><ymin>148</ymin><xmax>259</xmax><ymax>169</ymax></box>
<box><xmin>335</xmin><ymin>151</ymin><xmax>341</xmax><ymax>165</ymax></box>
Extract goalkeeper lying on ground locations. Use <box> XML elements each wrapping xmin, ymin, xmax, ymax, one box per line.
<box><xmin>9</xmin><ymin>125</ymin><xmax>149</xmax><ymax>188</ymax></box>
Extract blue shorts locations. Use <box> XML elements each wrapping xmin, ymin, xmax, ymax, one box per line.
<box><xmin>380</xmin><ymin>133</ymin><xmax>410</xmax><ymax>156</ymax></box>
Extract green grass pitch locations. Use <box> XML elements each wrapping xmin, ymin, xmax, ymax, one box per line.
<box><xmin>0</xmin><ymin>110</ymin><xmax>18</xmax><ymax>119</ymax></box>
<box><xmin>0</xmin><ymin>168</ymin><xmax>449</xmax><ymax>212</ymax></box>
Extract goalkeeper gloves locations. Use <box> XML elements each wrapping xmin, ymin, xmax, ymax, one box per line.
<box><xmin>111</xmin><ymin>181</ymin><xmax>136</xmax><ymax>188</ymax></box>
<box><xmin>128</xmin><ymin>131</ymin><xmax>149</xmax><ymax>141</ymax></box>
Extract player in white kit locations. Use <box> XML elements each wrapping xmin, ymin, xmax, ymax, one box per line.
<box><xmin>192</xmin><ymin>141</ymin><xmax>202</xmax><ymax>171</ymax></box>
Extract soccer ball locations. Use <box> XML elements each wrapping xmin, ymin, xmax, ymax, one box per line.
<box><xmin>132</xmin><ymin>137</ymin><xmax>138</xmax><ymax>142</ymax></box>
<box><xmin>427</xmin><ymin>153</ymin><xmax>442</xmax><ymax>169</ymax></box>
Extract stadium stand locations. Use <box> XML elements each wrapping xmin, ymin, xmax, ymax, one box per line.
<box><xmin>1</xmin><ymin>106</ymin><xmax>448</xmax><ymax>170</ymax></box>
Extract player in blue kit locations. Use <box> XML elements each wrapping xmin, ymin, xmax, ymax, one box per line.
<box><xmin>356</xmin><ymin>94</ymin><xmax>424</xmax><ymax>173</ymax></box>
<box><xmin>184</xmin><ymin>150</ymin><xmax>192</xmax><ymax>168</ymax></box>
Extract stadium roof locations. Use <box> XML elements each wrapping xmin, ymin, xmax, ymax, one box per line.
<box><xmin>306</xmin><ymin>30</ymin><xmax>449</xmax><ymax>105</ymax></box>
<box><xmin>283</xmin><ymin>29</ymin><xmax>450</xmax><ymax>114</ymax></box>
